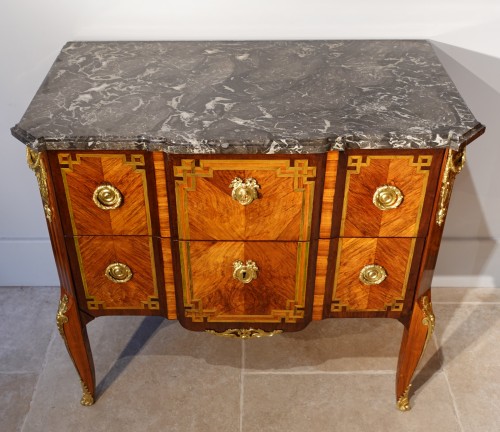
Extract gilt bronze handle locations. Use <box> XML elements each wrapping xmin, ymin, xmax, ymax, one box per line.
<box><xmin>93</xmin><ymin>183</ymin><xmax>123</xmax><ymax>210</ymax></box>
<box><xmin>233</xmin><ymin>260</ymin><xmax>259</xmax><ymax>284</ymax></box>
<box><xmin>359</xmin><ymin>264</ymin><xmax>387</xmax><ymax>285</ymax></box>
<box><xmin>105</xmin><ymin>263</ymin><xmax>133</xmax><ymax>283</ymax></box>
<box><xmin>373</xmin><ymin>185</ymin><xmax>403</xmax><ymax>210</ymax></box>
<box><xmin>229</xmin><ymin>177</ymin><xmax>260</xmax><ymax>206</ymax></box>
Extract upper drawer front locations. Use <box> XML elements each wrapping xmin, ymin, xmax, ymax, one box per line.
<box><xmin>176</xmin><ymin>240</ymin><xmax>310</xmax><ymax>324</ymax></box>
<box><xmin>340</xmin><ymin>152</ymin><xmax>441</xmax><ymax>238</ymax></box>
<box><xmin>56</xmin><ymin>153</ymin><xmax>152</xmax><ymax>235</ymax></box>
<box><xmin>172</xmin><ymin>157</ymin><xmax>319</xmax><ymax>241</ymax></box>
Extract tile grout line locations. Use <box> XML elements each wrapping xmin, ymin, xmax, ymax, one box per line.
<box><xmin>20</xmin><ymin>326</ymin><xmax>58</xmax><ymax>432</ymax></box>
<box><xmin>240</xmin><ymin>340</ymin><xmax>245</xmax><ymax>432</ymax></box>
<box><xmin>0</xmin><ymin>370</ymin><xmax>42</xmax><ymax>376</ymax></box>
<box><xmin>442</xmin><ymin>365</ymin><xmax>465</xmax><ymax>432</ymax></box>
<box><xmin>243</xmin><ymin>369</ymin><xmax>396</xmax><ymax>375</ymax></box>
<box><xmin>433</xmin><ymin>301</ymin><xmax>500</xmax><ymax>305</ymax></box>
<box><xmin>432</xmin><ymin>326</ymin><xmax>465</xmax><ymax>432</ymax></box>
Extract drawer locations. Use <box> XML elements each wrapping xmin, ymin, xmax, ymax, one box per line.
<box><xmin>171</xmin><ymin>156</ymin><xmax>320</xmax><ymax>241</ymax></box>
<box><xmin>329</xmin><ymin>237</ymin><xmax>422</xmax><ymax>313</ymax></box>
<box><xmin>174</xmin><ymin>240</ymin><xmax>311</xmax><ymax>324</ymax></box>
<box><xmin>340</xmin><ymin>153</ymin><xmax>441</xmax><ymax>237</ymax></box>
<box><xmin>53</xmin><ymin>153</ymin><xmax>152</xmax><ymax>235</ymax></box>
<box><xmin>70</xmin><ymin>235</ymin><xmax>162</xmax><ymax>312</ymax></box>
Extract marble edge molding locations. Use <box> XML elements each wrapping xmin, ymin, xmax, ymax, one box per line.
<box><xmin>10</xmin><ymin>40</ymin><xmax>486</xmax><ymax>154</ymax></box>
<box><xmin>11</xmin><ymin>123</ymin><xmax>485</xmax><ymax>154</ymax></box>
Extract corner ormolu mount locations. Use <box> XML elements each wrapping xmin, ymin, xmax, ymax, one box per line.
<box><xmin>26</xmin><ymin>148</ymin><xmax>52</xmax><ymax>222</ymax></box>
<box><xmin>436</xmin><ymin>147</ymin><xmax>466</xmax><ymax>226</ymax></box>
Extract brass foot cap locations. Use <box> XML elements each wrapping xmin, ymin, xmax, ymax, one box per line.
<box><xmin>396</xmin><ymin>385</ymin><xmax>411</xmax><ymax>411</ymax></box>
<box><xmin>397</xmin><ymin>400</ymin><xmax>411</xmax><ymax>411</ymax></box>
<box><xmin>80</xmin><ymin>380</ymin><xmax>94</xmax><ymax>406</ymax></box>
<box><xmin>80</xmin><ymin>393</ymin><xmax>94</xmax><ymax>406</ymax></box>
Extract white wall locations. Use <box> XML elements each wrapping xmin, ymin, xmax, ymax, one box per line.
<box><xmin>1</xmin><ymin>0</ymin><xmax>499</xmax><ymax>286</ymax></box>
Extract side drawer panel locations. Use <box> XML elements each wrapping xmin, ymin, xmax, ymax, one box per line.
<box><xmin>339</xmin><ymin>151</ymin><xmax>444</xmax><ymax>238</ymax></box>
<box><xmin>50</xmin><ymin>152</ymin><xmax>153</xmax><ymax>236</ymax></box>
<box><xmin>325</xmin><ymin>237</ymin><xmax>424</xmax><ymax>317</ymax></box>
<box><xmin>68</xmin><ymin>235</ymin><xmax>164</xmax><ymax>315</ymax></box>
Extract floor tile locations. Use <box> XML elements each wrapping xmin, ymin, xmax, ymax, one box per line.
<box><xmin>3</xmin><ymin>286</ymin><xmax>498</xmax><ymax>431</ymax></box>
<box><xmin>432</xmin><ymin>287</ymin><xmax>500</xmax><ymax>304</ymax></box>
<box><xmin>242</xmin><ymin>372</ymin><xmax>460</xmax><ymax>432</ymax></box>
<box><xmin>21</xmin><ymin>317</ymin><xmax>242</xmax><ymax>432</ymax></box>
<box><xmin>244</xmin><ymin>318</ymin><xmax>439</xmax><ymax>375</ymax></box>
<box><xmin>434</xmin><ymin>303</ymin><xmax>500</xmax><ymax>432</ymax></box>
<box><xmin>0</xmin><ymin>287</ymin><xmax>58</xmax><ymax>373</ymax></box>
<box><xmin>0</xmin><ymin>372</ymin><xmax>38</xmax><ymax>432</ymax></box>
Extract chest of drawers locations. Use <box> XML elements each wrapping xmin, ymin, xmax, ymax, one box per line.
<box><xmin>13</xmin><ymin>41</ymin><xmax>484</xmax><ymax>410</ymax></box>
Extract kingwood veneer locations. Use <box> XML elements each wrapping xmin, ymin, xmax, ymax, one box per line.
<box><xmin>12</xmin><ymin>41</ymin><xmax>485</xmax><ymax>410</ymax></box>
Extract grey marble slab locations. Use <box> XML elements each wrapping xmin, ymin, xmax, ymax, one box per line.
<box><xmin>12</xmin><ymin>41</ymin><xmax>484</xmax><ymax>154</ymax></box>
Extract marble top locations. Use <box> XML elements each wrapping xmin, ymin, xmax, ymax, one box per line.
<box><xmin>12</xmin><ymin>41</ymin><xmax>484</xmax><ymax>153</ymax></box>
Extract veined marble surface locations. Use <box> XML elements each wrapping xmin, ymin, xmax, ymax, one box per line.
<box><xmin>12</xmin><ymin>41</ymin><xmax>484</xmax><ymax>153</ymax></box>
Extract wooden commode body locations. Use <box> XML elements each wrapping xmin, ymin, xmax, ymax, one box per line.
<box><xmin>13</xmin><ymin>41</ymin><xmax>485</xmax><ymax>409</ymax></box>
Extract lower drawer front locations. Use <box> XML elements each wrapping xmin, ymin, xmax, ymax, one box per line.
<box><xmin>176</xmin><ymin>241</ymin><xmax>310</xmax><ymax>324</ymax></box>
<box><xmin>330</xmin><ymin>237</ymin><xmax>419</xmax><ymax>314</ymax></box>
<box><xmin>72</xmin><ymin>236</ymin><xmax>162</xmax><ymax>312</ymax></box>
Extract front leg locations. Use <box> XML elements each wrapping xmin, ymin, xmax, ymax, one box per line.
<box><xmin>56</xmin><ymin>290</ymin><xmax>96</xmax><ymax>406</ymax></box>
<box><xmin>395</xmin><ymin>291</ymin><xmax>435</xmax><ymax>411</ymax></box>
<box><xmin>27</xmin><ymin>149</ymin><xmax>96</xmax><ymax>405</ymax></box>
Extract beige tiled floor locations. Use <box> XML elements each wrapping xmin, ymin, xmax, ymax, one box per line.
<box><xmin>1</xmin><ymin>287</ymin><xmax>500</xmax><ymax>432</ymax></box>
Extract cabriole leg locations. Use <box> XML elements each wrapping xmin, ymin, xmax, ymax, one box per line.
<box><xmin>396</xmin><ymin>292</ymin><xmax>435</xmax><ymax>411</ymax></box>
<box><xmin>56</xmin><ymin>291</ymin><xmax>96</xmax><ymax>406</ymax></box>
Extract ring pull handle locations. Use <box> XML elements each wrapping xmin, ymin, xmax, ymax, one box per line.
<box><xmin>93</xmin><ymin>183</ymin><xmax>123</xmax><ymax>210</ymax></box>
<box><xmin>233</xmin><ymin>260</ymin><xmax>259</xmax><ymax>284</ymax></box>
<box><xmin>359</xmin><ymin>264</ymin><xmax>387</xmax><ymax>285</ymax></box>
<box><xmin>230</xmin><ymin>177</ymin><xmax>260</xmax><ymax>206</ymax></box>
<box><xmin>372</xmin><ymin>185</ymin><xmax>403</xmax><ymax>210</ymax></box>
<box><xmin>105</xmin><ymin>263</ymin><xmax>133</xmax><ymax>283</ymax></box>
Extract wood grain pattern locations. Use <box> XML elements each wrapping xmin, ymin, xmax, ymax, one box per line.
<box><xmin>341</xmin><ymin>153</ymin><xmax>434</xmax><ymax>237</ymax></box>
<box><xmin>75</xmin><ymin>236</ymin><xmax>160</xmax><ymax>311</ymax></box>
<box><xmin>319</xmin><ymin>151</ymin><xmax>339</xmax><ymax>239</ymax></box>
<box><xmin>331</xmin><ymin>237</ymin><xmax>416</xmax><ymax>312</ymax></box>
<box><xmin>41</xmin><ymin>145</ymin><xmax>455</xmax><ymax>407</ymax></box>
<box><xmin>173</xmin><ymin>158</ymin><xmax>317</xmax><ymax>241</ymax></box>
<box><xmin>392</xmin><ymin>150</ymin><xmax>447</xmax><ymax>406</ymax></box>
<box><xmin>153</xmin><ymin>152</ymin><xmax>171</xmax><ymax>238</ymax></box>
<box><xmin>396</xmin><ymin>291</ymin><xmax>431</xmax><ymax>405</ymax></box>
<box><xmin>178</xmin><ymin>241</ymin><xmax>309</xmax><ymax>323</ymax></box>
<box><xmin>161</xmin><ymin>239</ymin><xmax>177</xmax><ymax>319</ymax></box>
<box><xmin>313</xmin><ymin>239</ymin><xmax>330</xmax><ymax>320</ymax></box>
<box><xmin>44</xmin><ymin>151</ymin><xmax>96</xmax><ymax>403</ymax></box>
<box><xmin>57</xmin><ymin>153</ymin><xmax>151</xmax><ymax>235</ymax></box>
<box><xmin>61</xmin><ymin>292</ymin><xmax>96</xmax><ymax>404</ymax></box>
<box><xmin>413</xmin><ymin>149</ymin><xmax>448</xmax><ymax>299</ymax></box>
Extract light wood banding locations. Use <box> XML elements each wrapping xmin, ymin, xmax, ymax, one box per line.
<box><xmin>319</xmin><ymin>151</ymin><xmax>339</xmax><ymax>238</ymax></box>
<box><xmin>313</xmin><ymin>239</ymin><xmax>330</xmax><ymax>320</ymax></box>
<box><xmin>153</xmin><ymin>152</ymin><xmax>171</xmax><ymax>238</ymax></box>
<box><xmin>161</xmin><ymin>239</ymin><xmax>177</xmax><ymax>319</ymax></box>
